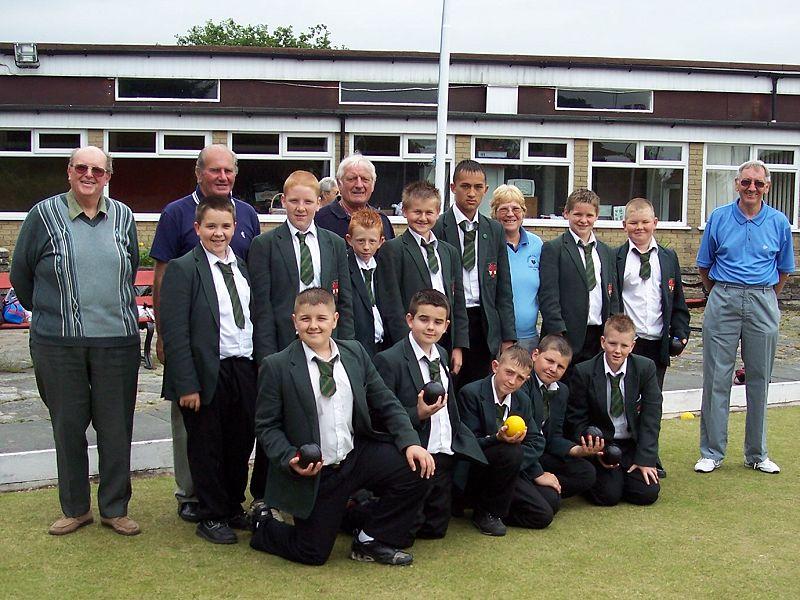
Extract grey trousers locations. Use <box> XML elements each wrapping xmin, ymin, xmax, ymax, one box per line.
<box><xmin>171</xmin><ymin>400</ymin><xmax>197</xmax><ymax>504</ymax></box>
<box><xmin>31</xmin><ymin>342</ymin><xmax>139</xmax><ymax>518</ymax></box>
<box><xmin>700</xmin><ymin>283</ymin><xmax>779</xmax><ymax>463</ymax></box>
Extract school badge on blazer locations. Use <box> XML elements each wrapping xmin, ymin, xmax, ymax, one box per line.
<box><xmin>488</xmin><ymin>262</ymin><xmax>497</xmax><ymax>278</ymax></box>
<box><xmin>331</xmin><ymin>279</ymin><xmax>339</xmax><ymax>299</ymax></box>
<box><xmin>607</xmin><ymin>282</ymin><xmax>614</xmax><ymax>297</ymax></box>
<box><xmin>668</xmin><ymin>278</ymin><xmax>675</xmax><ymax>293</ymax></box>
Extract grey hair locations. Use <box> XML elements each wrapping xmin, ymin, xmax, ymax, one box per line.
<box><xmin>319</xmin><ymin>176</ymin><xmax>338</xmax><ymax>193</ymax></box>
<box><xmin>196</xmin><ymin>144</ymin><xmax>238</xmax><ymax>174</ymax></box>
<box><xmin>336</xmin><ymin>153</ymin><xmax>377</xmax><ymax>182</ymax></box>
<box><xmin>737</xmin><ymin>159</ymin><xmax>771</xmax><ymax>182</ymax></box>
<box><xmin>70</xmin><ymin>146</ymin><xmax>113</xmax><ymax>174</ymax></box>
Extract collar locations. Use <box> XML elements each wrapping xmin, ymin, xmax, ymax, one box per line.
<box><xmin>452</xmin><ymin>204</ymin><xmax>479</xmax><ymax>227</ymax></box>
<box><xmin>491</xmin><ymin>375</ymin><xmax>512</xmax><ymax>408</ymax></box>
<box><xmin>568</xmin><ymin>228</ymin><xmax>596</xmax><ymax>247</ymax></box>
<box><xmin>534</xmin><ymin>373</ymin><xmax>559</xmax><ymax>392</ymax></box>
<box><xmin>408</xmin><ymin>332</ymin><xmax>439</xmax><ymax>363</ymax></box>
<box><xmin>733</xmin><ymin>198</ymin><xmax>768</xmax><ymax>226</ymax></box>
<box><xmin>627</xmin><ymin>238</ymin><xmax>658</xmax><ymax>255</ymax></box>
<box><xmin>192</xmin><ymin>185</ymin><xmax>235</xmax><ymax>205</ymax></box>
<box><xmin>408</xmin><ymin>228</ymin><xmax>438</xmax><ymax>248</ymax></box>
<box><xmin>355</xmin><ymin>255</ymin><xmax>377</xmax><ymax>270</ymax></box>
<box><xmin>302</xmin><ymin>339</ymin><xmax>340</xmax><ymax>364</ymax></box>
<box><xmin>603</xmin><ymin>355</ymin><xmax>628</xmax><ymax>379</ymax></box>
<box><xmin>287</xmin><ymin>220</ymin><xmax>318</xmax><ymax>238</ymax></box>
<box><xmin>201</xmin><ymin>244</ymin><xmax>236</xmax><ymax>266</ymax></box>
<box><xmin>67</xmin><ymin>190</ymin><xmax>108</xmax><ymax>221</ymax></box>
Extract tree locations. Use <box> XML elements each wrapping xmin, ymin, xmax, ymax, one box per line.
<box><xmin>175</xmin><ymin>20</ymin><xmax>345</xmax><ymax>49</ymax></box>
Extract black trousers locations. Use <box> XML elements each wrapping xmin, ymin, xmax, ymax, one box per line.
<box><xmin>250</xmin><ymin>438</ymin><xmax>429</xmax><ymax>566</ymax></box>
<box><xmin>456</xmin><ymin>306</ymin><xmax>493</xmax><ymax>390</ymax></box>
<box><xmin>584</xmin><ymin>439</ymin><xmax>660</xmax><ymax>507</ymax></box>
<box><xmin>565</xmin><ymin>324</ymin><xmax>603</xmax><ymax>381</ymax></box>
<box><xmin>413</xmin><ymin>453</ymin><xmax>456</xmax><ymax>539</ymax></box>
<box><xmin>540</xmin><ymin>452</ymin><xmax>597</xmax><ymax>498</ymax></box>
<box><xmin>464</xmin><ymin>442</ymin><xmax>523</xmax><ymax>518</ymax></box>
<box><xmin>506</xmin><ymin>474</ymin><xmax>560</xmax><ymax>529</ymax></box>
<box><xmin>632</xmin><ymin>337</ymin><xmax>667</xmax><ymax>390</ymax></box>
<box><xmin>181</xmin><ymin>357</ymin><xmax>256</xmax><ymax>521</ymax></box>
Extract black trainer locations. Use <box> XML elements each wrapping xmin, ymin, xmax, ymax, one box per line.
<box><xmin>350</xmin><ymin>538</ymin><xmax>413</xmax><ymax>566</ymax></box>
<box><xmin>196</xmin><ymin>520</ymin><xmax>237</xmax><ymax>544</ymax></box>
<box><xmin>472</xmin><ymin>510</ymin><xmax>507</xmax><ymax>536</ymax></box>
<box><xmin>228</xmin><ymin>509</ymin><xmax>251</xmax><ymax>530</ymax></box>
<box><xmin>178</xmin><ymin>502</ymin><xmax>200</xmax><ymax>523</ymax></box>
<box><xmin>251</xmin><ymin>502</ymin><xmax>273</xmax><ymax>534</ymax></box>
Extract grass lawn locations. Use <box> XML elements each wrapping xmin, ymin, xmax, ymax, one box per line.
<box><xmin>1</xmin><ymin>407</ymin><xmax>798</xmax><ymax>599</ymax></box>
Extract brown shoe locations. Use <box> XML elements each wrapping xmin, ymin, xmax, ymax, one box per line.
<box><xmin>101</xmin><ymin>516</ymin><xmax>141</xmax><ymax>536</ymax></box>
<box><xmin>48</xmin><ymin>511</ymin><xmax>94</xmax><ymax>535</ymax></box>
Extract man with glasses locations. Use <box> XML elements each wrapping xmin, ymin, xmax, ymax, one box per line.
<box><xmin>315</xmin><ymin>154</ymin><xmax>395</xmax><ymax>241</ymax></box>
<box><xmin>150</xmin><ymin>144</ymin><xmax>262</xmax><ymax>523</ymax></box>
<box><xmin>694</xmin><ymin>160</ymin><xmax>794</xmax><ymax>475</ymax></box>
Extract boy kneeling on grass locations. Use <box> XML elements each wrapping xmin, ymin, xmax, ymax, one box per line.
<box><xmin>250</xmin><ymin>288</ymin><xmax>435</xmax><ymax>566</ymax></box>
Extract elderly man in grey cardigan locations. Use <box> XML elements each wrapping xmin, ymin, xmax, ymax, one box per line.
<box><xmin>11</xmin><ymin>146</ymin><xmax>142</xmax><ymax>537</ymax></box>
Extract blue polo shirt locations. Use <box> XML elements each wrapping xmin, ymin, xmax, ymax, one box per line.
<box><xmin>150</xmin><ymin>187</ymin><xmax>261</xmax><ymax>262</ymax></box>
<box><xmin>697</xmin><ymin>199</ymin><xmax>794</xmax><ymax>286</ymax></box>
<box><xmin>506</xmin><ymin>228</ymin><xmax>542</xmax><ymax>339</ymax></box>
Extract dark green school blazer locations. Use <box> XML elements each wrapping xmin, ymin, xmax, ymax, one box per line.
<box><xmin>520</xmin><ymin>378</ymin><xmax>575</xmax><ymax>462</ymax></box>
<box><xmin>615</xmin><ymin>242</ymin><xmax>691</xmax><ymax>366</ymax></box>
<box><xmin>539</xmin><ymin>231</ymin><xmax>620</xmax><ymax>353</ymax></box>
<box><xmin>433</xmin><ymin>210</ymin><xmax>517</xmax><ymax>355</ymax></box>
<box><xmin>565</xmin><ymin>353</ymin><xmax>662</xmax><ymax>467</ymax></box>
<box><xmin>376</xmin><ymin>229</ymin><xmax>469</xmax><ymax>351</ymax></box>
<box><xmin>160</xmin><ymin>244</ymin><xmax>251</xmax><ymax>405</ymax></box>
<box><xmin>255</xmin><ymin>339</ymin><xmax>421</xmax><ymax>519</ymax></box>
<box><xmin>247</xmin><ymin>222</ymin><xmax>355</xmax><ymax>362</ymax></box>
<box><xmin>373</xmin><ymin>337</ymin><xmax>486</xmax><ymax>465</ymax></box>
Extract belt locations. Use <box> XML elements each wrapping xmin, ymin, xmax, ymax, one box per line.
<box><xmin>718</xmin><ymin>282</ymin><xmax>772</xmax><ymax>291</ymax></box>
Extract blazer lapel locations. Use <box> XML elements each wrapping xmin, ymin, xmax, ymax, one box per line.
<box><xmin>477</xmin><ymin>215</ymin><xmax>490</xmax><ymax>287</ymax></box>
<box><xmin>402</xmin><ymin>338</ymin><xmax>426</xmax><ymax>394</ymax></box>
<box><xmin>318</xmin><ymin>229</ymin><xmax>334</xmax><ymax>288</ymax></box>
<box><xmin>623</xmin><ymin>360</ymin><xmax>641</xmax><ymax>434</ymax></box>
<box><xmin>339</xmin><ymin>344</ymin><xmax>371</xmax><ymax>432</ymax></box>
<box><xmin>616</xmin><ymin>244</ymin><xmax>628</xmax><ymax>289</ymax></box>
<box><xmin>658</xmin><ymin>246</ymin><xmax>671</xmax><ymax>315</ymax></box>
<box><xmin>289</xmin><ymin>343</ymin><xmax>321</xmax><ymax>440</ymax></box>
<box><xmin>275</xmin><ymin>223</ymin><xmax>300</xmax><ymax>292</ymax></box>
<box><xmin>563</xmin><ymin>233</ymin><xmax>587</xmax><ymax>289</ymax></box>
<box><xmin>480</xmin><ymin>377</ymin><xmax>497</xmax><ymax>431</ymax></box>
<box><xmin>592</xmin><ymin>355</ymin><xmax>609</xmax><ymax>418</ymax></box>
<box><xmin>348</xmin><ymin>252</ymin><xmax>372</xmax><ymax>312</ymax></box>
<box><xmin>193</xmin><ymin>246</ymin><xmax>220</xmax><ymax>328</ymax></box>
<box><xmin>403</xmin><ymin>230</ymin><xmax>432</xmax><ymax>286</ymax></box>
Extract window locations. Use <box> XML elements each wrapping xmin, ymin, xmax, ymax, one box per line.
<box><xmin>590</xmin><ymin>141</ymin><xmax>687</xmax><ymax>222</ymax></box>
<box><xmin>161</xmin><ymin>134</ymin><xmax>207</xmax><ymax>152</ymax></box>
<box><xmin>473</xmin><ymin>137</ymin><xmax>573</xmax><ymax>219</ymax></box>
<box><xmin>37</xmin><ymin>132</ymin><xmax>82</xmax><ymax>151</ymax></box>
<box><xmin>340</xmin><ymin>82</ymin><xmax>437</xmax><ymax>106</ymax></box>
<box><xmin>704</xmin><ymin>144</ymin><xmax>799</xmax><ymax>225</ymax></box>
<box><xmin>108</xmin><ymin>131</ymin><xmax>157</xmax><ymax>154</ymax></box>
<box><xmin>286</xmin><ymin>136</ymin><xmax>328</xmax><ymax>154</ymax></box>
<box><xmin>231</xmin><ymin>133</ymin><xmax>279</xmax><ymax>155</ymax></box>
<box><xmin>348</xmin><ymin>134</ymin><xmax>454</xmax><ymax>213</ymax></box>
<box><xmin>116</xmin><ymin>78</ymin><xmax>219</xmax><ymax>102</ymax></box>
<box><xmin>0</xmin><ymin>130</ymin><xmax>31</xmax><ymax>152</ymax></box>
<box><xmin>556</xmin><ymin>89</ymin><xmax>652</xmax><ymax>112</ymax></box>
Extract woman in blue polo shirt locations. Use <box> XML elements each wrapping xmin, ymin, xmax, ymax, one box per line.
<box><xmin>490</xmin><ymin>184</ymin><xmax>543</xmax><ymax>353</ymax></box>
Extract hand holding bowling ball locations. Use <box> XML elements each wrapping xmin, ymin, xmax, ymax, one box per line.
<box><xmin>296</xmin><ymin>443</ymin><xmax>322</xmax><ymax>468</ymax></box>
<box><xmin>421</xmin><ymin>381</ymin><xmax>446</xmax><ymax>406</ymax></box>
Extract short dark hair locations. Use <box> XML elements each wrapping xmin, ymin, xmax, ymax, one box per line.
<box><xmin>537</xmin><ymin>334</ymin><xmax>573</xmax><ymax>359</ymax></box>
<box><xmin>408</xmin><ymin>288</ymin><xmax>450</xmax><ymax>318</ymax></box>
<box><xmin>294</xmin><ymin>287</ymin><xmax>335</xmax><ymax>312</ymax></box>
<box><xmin>498</xmin><ymin>344</ymin><xmax>534</xmax><ymax>371</ymax></box>
<box><xmin>604</xmin><ymin>314</ymin><xmax>636</xmax><ymax>337</ymax></box>
<box><xmin>453</xmin><ymin>159</ymin><xmax>486</xmax><ymax>183</ymax></box>
<box><xmin>195</xmin><ymin>195</ymin><xmax>236</xmax><ymax>223</ymax></box>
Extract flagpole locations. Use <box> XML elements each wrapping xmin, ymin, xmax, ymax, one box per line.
<box><xmin>434</xmin><ymin>0</ymin><xmax>451</xmax><ymax>209</ymax></box>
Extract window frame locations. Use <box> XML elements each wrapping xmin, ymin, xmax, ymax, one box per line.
<box><xmin>157</xmin><ymin>131</ymin><xmax>212</xmax><ymax>155</ymax></box>
<box><xmin>554</xmin><ymin>88</ymin><xmax>654</xmax><ymax>113</ymax></box>
<box><xmin>114</xmin><ymin>78</ymin><xmax>221</xmax><ymax>103</ymax></box>
<box><xmin>339</xmin><ymin>82</ymin><xmax>438</xmax><ymax>107</ymax></box>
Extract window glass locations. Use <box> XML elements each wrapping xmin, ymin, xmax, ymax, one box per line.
<box><xmin>286</xmin><ymin>137</ymin><xmax>328</xmax><ymax>153</ymax></box>
<box><xmin>232</xmin><ymin>133</ymin><xmax>279</xmax><ymax>155</ymax></box>
<box><xmin>592</xmin><ymin>141</ymin><xmax>636</xmax><ymax>163</ymax></box>
<box><xmin>527</xmin><ymin>142</ymin><xmax>567</xmax><ymax>158</ymax></box>
<box><xmin>108</xmin><ymin>158</ymin><xmax>196</xmax><ymax>212</ymax></box>
<box><xmin>0</xmin><ymin>157</ymin><xmax>65</xmax><ymax>210</ymax></box>
<box><xmin>340</xmin><ymin>82</ymin><xmax>437</xmax><ymax>105</ymax></box>
<box><xmin>557</xmin><ymin>89</ymin><xmax>651</xmax><ymax>111</ymax></box>
<box><xmin>163</xmin><ymin>134</ymin><xmax>206</xmax><ymax>151</ymax></box>
<box><xmin>108</xmin><ymin>131</ymin><xmax>157</xmax><ymax>153</ymax></box>
<box><xmin>118</xmin><ymin>78</ymin><xmax>218</xmax><ymax>100</ymax></box>
<box><xmin>475</xmin><ymin>138</ymin><xmax>520</xmax><ymax>160</ymax></box>
<box><xmin>484</xmin><ymin>164</ymin><xmax>570</xmax><ymax>218</ymax></box>
<box><xmin>758</xmin><ymin>149</ymin><xmax>794</xmax><ymax>165</ymax></box>
<box><xmin>765</xmin><ymin>171</ymin><xmax>796</xmax><ymax>222</ymax></box>
<box><xmin>706</xmin><ymin>144</ymin><xmax>749</xmax><ymax>166</ymax></box>
<box><xmin>0</xmin><ymin>130</ymin><xmax>31</xmax><ymax>152</ymax></box>
<box><xmin>407</xmin><ymin>137</ymin><xmax>437</xmax><ymax>154</ymax></box>
<box><xmin>353</xmin><ymin>135</ymin><xmax>401</xmax><ymax>157</ymax></box>
<box><xmin>643</xmin><ymin>145</ymin><xmax>682</xmax><ymax>162</ymax></box>
<box><xmin>38</xmin><ymin>133</ymin><xmax>81</xmax><ymax>150</ymax></box>
<box><xmin>234</xmin><ymin>159</ymin><xmax>330</xmax><ymax>213</ymax></box>
<box><xmin>592</xmin><ymin>167</ymin><xmax>683</xmax><ymax>221</ymax></box>
<box><xmin>704</xmin><ymin>169</ymin><xmax>736</xmax><ymax>215</ymax></box>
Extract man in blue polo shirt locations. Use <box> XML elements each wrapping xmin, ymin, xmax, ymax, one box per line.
<box><xmin>150</xmin><ymin>144</ymin><xmax>261</xmax><ymax>522</ymax></box>
<box><xmin>694</xmin><ymin>160</ymin><xmax>794</xmax><ymax>475</ymax></box>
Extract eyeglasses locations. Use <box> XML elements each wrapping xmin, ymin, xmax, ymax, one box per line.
<box><xmin>496</xmin><ymin>206</ymin><xmax>524</xmax><ymax>216</ymax></box>
<box><xmin>71</xmin><ymin>163</ymin><xmax>109</xmax><ymax>178</ymax></box>
<box><xmin>738</xmin><ymin>178</ymin><xmax>767</xmax><ymax>190</ymax></box>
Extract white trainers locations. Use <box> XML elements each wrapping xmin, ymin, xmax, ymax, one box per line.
<box><xmin>745</xmin><ymin>458</ymin><xmax>781</xmax><ymax>474</ymax></box>
<box><xmin>694</xmin><ymin>457</ymin><xmax>722</xmax><ymax>473</ymax></box>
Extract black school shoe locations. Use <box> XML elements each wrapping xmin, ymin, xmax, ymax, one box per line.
<box><xmin>350</xmin><ymin>538</ymin><xmax>413</xmax><ymax>566</ymax></box>
<box><xmin>228</xmin><ymin>509</ymin><xmax>251</xmax><ymax>530</ymax></box>
<box><xmin>178</xmin><ymin>502</ymin><xmax>200</xmax><ymax>523</ymax></box>
<box><xmin>196</xmin><ymin>520</ymin><xmax>238</xmax><ymax>544</ymax></box>
<box><xmin>472</xmin><ymin>510</ymin><xmax>507</xmax><ymax>536</ymax></box>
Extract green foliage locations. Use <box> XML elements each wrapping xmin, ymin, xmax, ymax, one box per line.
<box><xmin>138</xmin><ymin>243</ymin><xmax>154</xmax><ymax>268</ymax></box>
<box><xmin>175</xmin><ymin>19</ymin><xmax>346</xmax><ymax>49</ymax></box>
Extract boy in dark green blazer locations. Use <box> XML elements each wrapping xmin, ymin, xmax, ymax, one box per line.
<box><xmin>377</xmin><ymin>181</ymin><xmax>469</xmax><ymax>375</ymax></box>
<box><xmin>539</xmin><ymin>188</ymin><xmax>619</xmax><ymax>371</ymax></box>
<box><xmin>250</xmin><ymin>288</ymin><xmax>434</xmax><ymax>566</ymax></box>
<box><xmin>373</xmin><ymin>289</ymin><xmax>486</xmax><ymax>539</ymax></box>
<box><xmin>565</xmin><ymin>314</ymin><xmax>662</xmax><ymax>506</ymax></box>
<box><xmin>248</xmin><ymin>171</ymin><xmax>354</xmax><ymax>363</ymax></box>
<box><xmin>434</xmin><ymin>160</ymin><xmax>516</xmax><ymax>388</ymax></box>
<box><xmin>161</xmin><ymin>196</ymin><xmax>257</xmax><ymax>545</ymax></box>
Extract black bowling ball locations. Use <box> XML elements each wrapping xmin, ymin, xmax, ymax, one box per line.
<box><xmin>582</xmin><ymin>425</ymin><xmax>604</xmax><ymax>440</ymax></box>
<box><xmin>603</xmin><ymin>443</ymin><xmax>622</xmax><ymax>466</ymax></box>
<box><xmin>296</xmin><ymin>443</ymin><xmax>322</xmax><ymax>468</ymax></box>
<box><xmin>421</xmin><ymin>381</ymin><xmax>446</xmax><ymax>405</ymax></box>
<box><xmin>669</xmin><ymin>337</ymin><xmax>686</xmax><ymax>357</ymax></box>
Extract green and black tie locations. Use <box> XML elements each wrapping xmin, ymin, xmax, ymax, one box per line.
<box><xmin>362</xmin><ymin>268</ymin><xmax>375</xmax><ymax>306</ymax></box>
<box><xmin>296</xmin><ymin>232</ymin><xmax>314</xmax><ymax>286</ymax></box>
<box><xmin>540</xmin><ymin>385</ymin><xmax>554</xmax><ymax>423</ymax></box>
<box><xmin>216</xmin><ymin>262</ymin><xmax>245</xmax><ymax>329</ymax></box>
<box><xmin>459</xmin><ymin>221</ymin><xmax>477</xmax><ymax>271</ymax></box>
<box><xmin>423</xmin><ymin>356</ymin><xmax>442</xmax><ymax>384</ymax></box>
<box><xmin>495</xmin><ymin>403</ymin><xmax>507</xmax><ymax>428</ymax></box>
<box><xmin>422</xmin><ymin>240</ymin><xmax>440</xmax><ymax>274</ymax></box>
<box><xmin>609</xmin><ymin>373</ymin><xmax>624</xmax><ymax>418</ymax></box>
<box><xmin>578</xmin><ymin>240</ymin><xmax>596</xmax><ymax>291</ymax></box>
<box><xmin>633</xmin><ymin>247</ymin><xmax>653</xmax><ymax>280</ymax></box>
<box><xmin>314</xmin><ymin>355</ymin><xmax>338</xmax><ymax>397</ymax></box>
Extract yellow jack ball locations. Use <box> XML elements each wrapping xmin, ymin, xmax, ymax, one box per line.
<box><xmin>679</xmin><ymin>412</ymin><xmax>695</xmax><ymax>420</ymax></box>
<box><xmin>503</xmin><ymin>415</ymin><xmax>527</xmax><ymax>436</ymax></box>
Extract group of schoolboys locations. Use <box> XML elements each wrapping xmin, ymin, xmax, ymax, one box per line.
<box><xmin>159</xmin><ymin>155</ymin><xmax>689</xmax><ymax>567</ymax></box>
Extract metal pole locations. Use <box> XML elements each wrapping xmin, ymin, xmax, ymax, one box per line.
<box><xmin>435</xmin><ymin>0</ymin><xmax>451</xmax><ymax>209</ymax></box>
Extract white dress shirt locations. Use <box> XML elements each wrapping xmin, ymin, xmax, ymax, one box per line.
<box><xmin>452</xmin><ymin>204</ymin><xmax>481</xmax><ymax>308</ymax></box>
<box><xmin>623</xmin><ymin>239</ymin><xmax>663</xmax><ymax>340</ymax></box>
<box><xmin>568</xmin><ymin>229</ymin><xmax>603</xmax><ymax>326</ymax></box>
<box><xmin>491</xmin><ymin>375</ymin><xmax>512</xmax><ymax>423</ymax></box>
<box><xmin>408</xmin><ymin>333</ymin><xmax>453</xmax><ymax>455</ymax></box>
<box><xmin>356</xmin><ymin>255</ymin><xmax>384</xmax><ymax>344</ymax></box>
<box><xmin>408</xmin><ymin>228</ymin><xmax>445</xmax><ymax>294</ymax></box>
<box><xmin>604</xmin><ymin>355</ymin><xmax>630</xmax><ymax>440</ymax></box>
<box><xmin>202</xmin><ymin>245</ymin><xmax>254</xmax><ymax>360</ymax></box>
<box><xmin>302</xmin><ymin>340</ymin><xmax>354</xmax><ymax>465</ymax></box>
<box><xmin>287</xmin><ymin>221</ymin><xmax>322</xmax><ymax>291</ymax></box>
